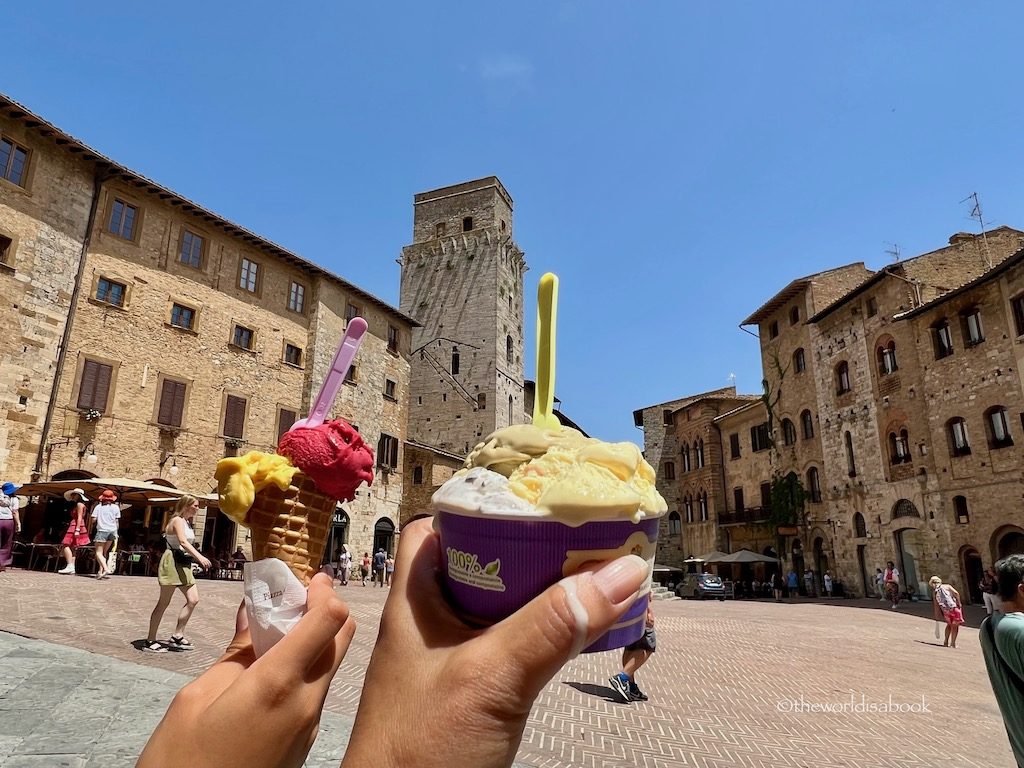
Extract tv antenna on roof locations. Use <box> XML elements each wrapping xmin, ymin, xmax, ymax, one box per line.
<box><xmin>960</xmin><ymin>192</ymin><xmax>993</xmax><ymax>269</ymax></box>
<box><xmin>727</xmin><ymin>372</ymin><xmax>736</xmax><ymax>388</ymax></box>
<box><xmin>884</xmin><ymin>242</ymin><xmax>901</xmax><ymax>263</ymax></box>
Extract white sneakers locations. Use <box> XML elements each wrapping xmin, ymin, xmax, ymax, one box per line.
<box><xmin>57</xmin><ymin>564</ymin><xmax>75</xmax><ymax>574</ymax></box>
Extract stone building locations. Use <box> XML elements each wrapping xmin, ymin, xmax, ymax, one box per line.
<box><xmin>0</xmin><ymin>93</ymin><xmax>415</xmax><ymax>562</ymax></box>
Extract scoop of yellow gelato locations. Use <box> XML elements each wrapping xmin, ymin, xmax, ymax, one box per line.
<box><xmin>215</xmin><ymin>451</ymin><xmax>300</xmax><ymax>525</ymax></box>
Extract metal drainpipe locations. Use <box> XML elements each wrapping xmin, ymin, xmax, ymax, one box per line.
<box><xmin>33</xmin><ymin>169</ymin><xmax>109</xmax><ymax>479</ymax></box>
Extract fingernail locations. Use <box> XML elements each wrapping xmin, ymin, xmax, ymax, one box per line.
<box><xmin>591</xmin><ymin>555</ymin><xmax>648</xmax><ymax>605</ymax></box>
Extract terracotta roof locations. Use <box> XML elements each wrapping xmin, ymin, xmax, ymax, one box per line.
<box><xmin>632</xmin><ymin>387</ymin><xmax>760</xmax><ymax>427</ymax></box>
<box><xmin>713</xmin><ymin>400</ymin><xmax>765</xmax><ymax>422</ymax></box>
<box><xmin>741</xmin><ymin>262</ymin><xmax>867</xmax><ymax>326</ymax></box>
<box><xmin>0</xmin><ymin>92</ymin><xmax>419</xmax><ymax>327</ymax></box>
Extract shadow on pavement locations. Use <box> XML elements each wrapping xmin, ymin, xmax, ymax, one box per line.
<box><xmin>563</xmin><ymin>681</ymin><xmax>624</xmax><ymax>703</ymax></box>
<box><xmin>740</xmin><ymin>596</ymin><xmax>991</xmax><ymax>629</ymax></box>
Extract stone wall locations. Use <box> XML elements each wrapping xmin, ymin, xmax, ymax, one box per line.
<box><xmin>400</xmin><ymin>443</ymin><xmax>462</xmax><ymax>527</ymax></box>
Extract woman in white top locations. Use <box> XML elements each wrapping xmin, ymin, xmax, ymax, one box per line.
<box><xmin>0</xmin><ymin>482</ymin><xmax>21</xmax><ymax>571</ymax></box>
<box><xmin>143</xmin><ymin>495</ymin><xmax>211</xmax><ymax>653</ymax></box>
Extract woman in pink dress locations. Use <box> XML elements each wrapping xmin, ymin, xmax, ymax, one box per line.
<box><xmin>58</xmin><ymin>488</ymin><xmax>90</xmax><ymax>574</ymax></box>
<box><xmin>930</xmin><ymin>575</ymin><xmax>964</xmax><ymax>648</ymax></box>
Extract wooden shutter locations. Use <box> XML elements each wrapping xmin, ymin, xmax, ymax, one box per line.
<box><xmin>277</xmin><ymin>409</ymin><xmax>297</xmax><ymax>443</ymax></box>
<box><xmin>224</xmin><ymin>395</ymin><xmax>247</xmax><ymax>438</ymax></box>
<box><xmin>158</xmin><ymin>379</ymin><xmax>186</xmax><ymax>427</ymax></box>
<box><xmin>77</xmin><ymin>360</ymin><xmax>112</xmax><ymax>411</ymax></box>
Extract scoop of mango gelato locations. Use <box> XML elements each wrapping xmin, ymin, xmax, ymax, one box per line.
<box><xmin>215</xmin><ymin>451</ymin><xmax>300</xmax><ymax>525</ymax></box>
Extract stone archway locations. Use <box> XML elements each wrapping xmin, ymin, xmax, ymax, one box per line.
<box><xmin>51</xmin><ymin>469</ymin><xmax>98</xmax><ymax>481</ymax></box>
<box><xmin>992</xmin><ymin>524</ymin><xmax>1024</xmax><ymax>560</ymax></box>
<box><xmin>959</xmin><ymin>546</ymin><xmax>984</xmax><ymax>604</ymax></box>
<box><xmin>373</xmin><ymin>517</ymin><xmax>396</xmax><ymax>556</ymax></box>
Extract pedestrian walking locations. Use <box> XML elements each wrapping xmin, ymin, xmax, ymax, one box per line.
<box><xmin>338</xmin><ymin>546</ymin><xmax>351</xmax><ymax>586</ymax></box>
<box><xmin>981</xmin><ymin>567</ymin><xmax>1001</xmax><ymax>615</ymax></box>
<box><xmin>771</xmin><ymin>571</ymin><xmax>783</xmax><ymax>602</ymax></box>
<box><xmin>609</xmin><ymin>594</ymin><xmax>656</xmax><ymax>703</ymax></box>
<box><xmin>91</xmin><ymin>489</ymin><xmax>122</xmax><ymax>579</ymax></box>
<box><xmin>823</xmin><ymin>571</ymin><xmax>833</xmax><ymax>598</ymax></box>
<box><xmin>929</xmin><ymin>576</ymin><xmax>964</xmax><ymax>648</ymax></box>
<box><xmin>883</xmin><ymin>560</ymin><xmax>901</xmax><ymax>609</ymax></box>
<box><xmin>373</xmin><ymin>548</ymin><xmax>387</xmax><ymax>587</ymax></box>
<box><xmin>360</xmin><ymin>552</ymin><xmax>370</xmax><ymax>586</ymax></box>
<box><xmin>0</xmin><ymin>482</ymin><xmax>21</xmax><ymax>572</ymax></box>
<box><xmin>787</xmin><ymin>569</ymin><xmax>799</xmax><ymax>598</ymax></box>
<box><xmin>58</xmin><ymin>488</ymin><xmax>90</xmax><ymax>574</ymax></box>
<box><xmin>874</xmin><ymin>568</ymin><xmax>885</xmax><ymax>600</ymax></box>
<box><xmin>980</xmin><ymin>555</ymin><xmax>1024</xmax><ymax>768</ymax></box>
<box><xmin>385</xmin><ymin>555</ymin><xmax>395</xmax><ymax>587</ymax></box>
<box><xmin>143</xmin><ymin>495</ymin><xmax>211</xmax><ymax>653</ymax></box>
<box><xmin>804</xmin><ymin>568</ymin><xmax>815</xmax><ymax>597</ymax></box>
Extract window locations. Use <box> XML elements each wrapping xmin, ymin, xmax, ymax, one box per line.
<box><xmin>223</xmin><ymin>395</ymin><xmax>247</xmax><ymax>439</ymax></box>
<box><xmin>239</xmin><ymin>258</ymin><xmax>259</xmax><ymax>293</ymax></box>
<box><xmin>782</xmin><ymin>419</ymin><xmax>797</xmax><ymax>446</ymax></box>
<box><xmin>108</xmin><ymin>199</ymin><xmax>137</xmax><ymax>240</ymax></box>
<box><xmin>506</xmin><ymin>335</ymin><xmax>514</xmax><ymax>365</ymax></box>
<box><xmin>751</xmin><ymin>423</ymin><xmax>770</xmax><ymax>452</ymax></box>
<box><xmin>889</xmin><ymin>429</ymin><xmax>911</xmax><ymax>464</ymax></box>
<box><xmin>949</xmin><ymin>417</ymin><xmax>971</xmax><ymax>457</ymax></box>
<box><xmin>684</xmin><ymin>495</ymin><xmax>693</xmax><ymax>523</ymax></box>
<box><xmin>170</xmin><ymin>303</ymin><xmax>195</xmax><ymax>331</ymax></box>
<box><xmin>789</xmin><ymin>306</ymin><xmax>800</xmax><ymax>325</ymax></box>
<box><xmin>878</xmin><ymin>341</ymin><xmax>898</xmax><ymax>375</ymax></box>
<box><xmin>768</xmin><ymin>320</ymin><xmax>779</xmax><ymax>339</ymax></box>
<box><xmin>413</xmin><ymin>466</ymin><xmax>424</xmax><ymax>485</ymax></box>
<box><xmin>699</xmin><ymin>491</ymin><xmax>708</xmax><ymax>521</ymax></box>
<box><xmin>508</xmin><ymin>294</ymin><xmax>513</xmax><ymax>310</ymax></box>
<box><xmin>462</xmin><ymin>216</ymin><xmax>473</xmax><ymax>232</ymax></box>
<box><xmin>805</xmin><ymin>467</ymin><xmax>821</xmax><ymax>503</ymax></box>
<box><xmin>695</xmin><ymin>439</ymin><xmax>705</xmax><ymax>468</ymax></box>
<box><xmin>157</xmin><ymin>378</ymin><xmax>187</xmax><ymax>428</ymax></box>
<box><xmin>866</xmin><ymin>297</ymin><xmax>878</xmax><ymax>317</ymax></box>
<box><xmin>853</xmin><ymin>512</ymin><xmax>867</xmax><ymax>537</ymax></box>
<box><xmin>953</xmin><ymin>496</ymin><xmax>970</xmax><ymax>525</ymax></box>
<box><xmin>345</xmin><ymin>302</ymin><xmax>360</xmax><ymax>325</ymax></box>
<box><xmin>845</xmin><ymin>431</ymin><xmax>857</xmax><ymax>477</ymax></box>
<box><xmin>759</xmin><ymin>482</ymin><xmax>772</xmax><ymax>509</ymax></box>
<box><xmin>435</xmin><ymin>222</ymin><xmax>446</xmax><ymax>238</ymax></box>
<box><xmin>835</xmin><ymin>361</ymin><xmax>851</xmax><ymax>394</ymax></box>
<box><xmin>986</xmin><ymin>406</ymin><xmax>1013</xmax><ymax>448</ymax></box>
<box><xmin>283</xmin><ymin>343</ymin><xmax>303</xmax><ymax>367</ymax></box>
<box><xmin>377</xmin><ymin>433</ymin><xmax>399</xmax><ymax>469</ymax></box>
<box><xmin>793</xmin><ymin>348</ymin><xmax>806</xmax><ymax>374</ymax></box>
<box><xmin>932</xmin><ymin>320</ymin><xmax>954</xmax><ymax>359</ymax></box>
<box><xmin>730</xmin><ymin>433</ymin><xmax>741</xmax><ymax>459</ymax></box>
<box><xmin>277</xmin><ymin>408</ymin><xmax>297</xmax><ymax>443</ymax></box>
<box><xmin>384</xmin><ymin>379</ymin><xmax>397</xmax><ymax>400</ymax></box>
<box><xmin>451</xmin><ymin>348</ymin><xmax>460</xmax><ymax>375</ymax></box>
<box><xmin>77</xmin><ymin>360</ymin><xmax>113</xmax><ymax>412</ymax></box>
<box><xmin>0</xmin><ymin>137</ymin><xmax>29</xmax><ymax>186</ymax></box>
<box><xmin>668</xmin><ymin>512</ymin><xmax>682</xmax><ymax>535</ymax></box>
<box><xmin>962</xmin><ymin>308</ymin><xmax>984</xmax><ymax>346</ymax></box>
<box><xmin>661</xmin><ymin>461</ymin><xmax>675</xmax><ymax>480</ymax></box>
<box><xmin>232</xmin><ymin>325</ymin><xmax>254</xmax><ymax>350</ymax></box>
<box><xmin>96</xmin><ymin>277</ymin><xmax>126</xmax><ymax>307</ymax></box>
<box><xmin>477</xmin><ymin>393</ymin><xmax>486</xmax><ymax>410</ymax></box>
<box><xmin>1013</xmin><ymin>295</ymin><xmax>1024</xmax><ymax>337</ymax></box>
<box><xmin>288</xmin><ymin>282</ymin><xmax>306</xmax><ymax>313</ymax></box>
<box><xmin>0</xmin><ymin>233</ymin><xmax>11</xmax><ymax>265</ymax></box>
<box><xmin>662</xmin><ymin>409</ymin><xmax>673</xmax><ymax>426</ymax></box>
<box><xmin>508</xmin><ymin>395</ymin><xmax>513</xmax><ymax>426</ymax></box>
<box><xmin>388</xmin><ymin>325</ymin><xmax>399</xmax><ymax>354</ymax></box>
<box><xmin>179</xmin><ymin>230</ymin><xmax>204</xmax><ymax>269</ymax></box>
<box><xmin>682</xmin><ymin>443</ymin><xmax>691</xmax><ymax>472</ymax></box>
<box><xmin>345</xmin><ymin>364</ymin><xmax>357</xmax><ymax>384</ymax></box>
<box><xmin>733</xmin><ymin>487</ymin><xmax>745</xmax><ymax>512</ymax></box>
<box><xmin>801</xmin><ymin>409</ymin><xmax>815</xmax><ymax>439</ymax></box>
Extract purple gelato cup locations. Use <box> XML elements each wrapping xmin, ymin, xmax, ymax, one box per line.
<box><xmin>435</xmin><ymin>509</ymin><xmax>659</xmax><ymax>653</ymax></box>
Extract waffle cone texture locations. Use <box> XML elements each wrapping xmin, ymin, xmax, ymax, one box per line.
<box><xmin>247</xmin><ymin>471</ymin><xmax>335</xmax><ymax>585</ymax></box>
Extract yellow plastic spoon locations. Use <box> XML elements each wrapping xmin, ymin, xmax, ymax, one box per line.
<box><xmin>532</xmin><ymin>273</ymin><xmax>561</xmax><ymax>429</ymax></box>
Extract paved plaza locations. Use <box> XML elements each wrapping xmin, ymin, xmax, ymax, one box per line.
<box><xmin>0</xmin><ymin>569</ymin><xmax>1015</xmax><ymax>767</ymax></box>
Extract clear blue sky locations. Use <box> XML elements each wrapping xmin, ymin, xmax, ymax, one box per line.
<box><xmin>7</xmin><ymin>3</ymin><xmax>1024</xmax><ymax>444</ymax></box>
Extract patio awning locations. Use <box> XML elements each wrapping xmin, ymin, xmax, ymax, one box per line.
<box><xmin>14</xmin><ymin>477</ymin><xmax>192</xmax><ymax>504</ymax></box>
<box><xmin>698</xmin><ymin>550</ymin><xmax>730</xmax><ymax>563</ymax></box>
<box><xmin>716</xmin><ymin>549</ymin><xmax>780</xmax><ymax>564</ymax></box>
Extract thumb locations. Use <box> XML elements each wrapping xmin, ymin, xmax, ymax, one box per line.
<box><xmin>483</xmin><ymin>555</ymin><xmax>649</xmax><ymax>701</ymax></box>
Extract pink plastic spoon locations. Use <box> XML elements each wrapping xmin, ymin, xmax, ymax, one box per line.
<box><xmin>288</xmin><ymin>317</ymin><xmax>367</xmax><ymax>432</ymax></box>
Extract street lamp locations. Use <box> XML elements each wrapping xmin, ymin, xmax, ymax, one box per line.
<box><xmin>78</xmin><ymin>442</ymin><xmax>97</xmax><ymax>465</ymax></box>
<box><xmin>159</xmin><ymin>451</ymin><xmax>181</xmax><ymax>477</ymax></box>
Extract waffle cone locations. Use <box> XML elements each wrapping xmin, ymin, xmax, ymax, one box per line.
<box><xmin>247</xmin><ymin>471</ymin><xmax>335</xmax><ymax>585</ymax></box>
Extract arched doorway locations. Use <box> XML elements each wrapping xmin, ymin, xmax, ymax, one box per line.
<box><xmin>959</xmin><ymin>546</ymin><xmax>984</xmax><ymax>604</ymax></box>
<box><xmin>373</xmin><ymin>517</ymin><xmax>396</xmax><ymax>556</ymax></box>
<box><xmin>892</xmin><ymin>499</ymin><xmax>924</xmax><ymax>598</ymax></box>
<box><xmin>993</xmin><ymin>525</ymin><xmax>1024</xmax><ymax>560</ymax></box>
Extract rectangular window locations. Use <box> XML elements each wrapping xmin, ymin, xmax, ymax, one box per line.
<box><xmin>730</xmin><ymin>433</ymin><xmax>741</xmax><ymax>459</ymax></box>
<box><xmin>866</xmin><ymin>297</ymin><xmax>878</xmax><ymax>317</ymax></box>
<box><xmin>170</xmin><ymin>303</ymin><xmax>195</xmax><ymax>330</ymax></box>
<box><xmin>345</xmin><ymin>302</ymin><xmax>360</xmax><ymax>325</ymax></box>
<box><xmin>768</xmin><ymin>321</ymin><xmax>779</xmax><ymax>339</ymax></box>
<box><xmin>239</xmin><ymin>258</ymin><xmax>259</xmax><ymax>292</ymax></box>
<box><xmin>284</xmin><ymin>343</ymin><xmax>303</xmax><ymax>367</ymax></box>
<box><xmin>0</xmin><ymin>234</ymin><xmax>11</xmax><ymax>264</ymax></box>
<box><xmin>0</xmin><ymin>137</ymin><xmax>29</xmax><ymax>186</ymax></box>
<box><xmin>377</xmin><ymin>433</ymin><xmax>399</xmax><ymax>469</ymax></box>
<box><xmin>232</xmin><ymin>325</ymin><xmax>254</xmax><ymax>350</ymax></box>
<box><xmin>223</xmin><ymin>395</ymin><xmax>247</xmax><ymax>439</ymax></box>
<box><xmin>179</xmin><ymin>230</ymin><xmax>204</xmax><ymax>268</ymax></box>
<box><xmin>1013</xmin><ymin>296</ymin><xmax>1024</xmax><ymax>337</ymax></box>
<box><xmin>663</xmin><ymin>461</ymin><xmax>676</xmax><ymax>480</ymax></box>
<box><xmin>157</xmin><ymin>378</ymin><xmax>187</xmax><ymax>428</ymax></box>
<box><xmin>77</xmin><ymin>360</ymin><xmax>113</xmax><ymax>411</ymax></box>
<box><xmin>733</xmin><ymin>487</ymin><xmax>745</xmax><ymax>512</ymax></box>
<box><xmin>962</xmin><ymin>309</ymin><xmax>984</xmax><ymax>346</ymax></box>
<box><xmin>435</xmin><ymin>222</ymin><xmax>445</xmax><ymax>238</ymax></box>
<box><xmin>760</xmin><ymin>482</ymin><xmax>772</xmax><ymax>509</ymax></box>
<box><xmin>662</xmin><ymin>409</ymin><xmax>673</xmax><ymax>427</ymax></box>
<box><xmin>108</xmin><ymin>199</ymin><xmax>138</xmax><ymax>240</ymax></box>
<box><xmin>387</xmin><ymin>324</ymin><xmax>399</xmax><ymax>354</ymax></box>
<box><xmin>751</xmin><ymin>423</ymin><xmax>770</xmax><ymax>452</ymax></box>
<box><xmin>96</xmin><ymin>277</ymin><xmax>126</xmax><ymax>307</ymax></box>
<box><xmin>462</xmin><ymin>216</ymin><xmax>473</xmax><ymax>232</ymax></box>
<box><xmin>384</xmin><ymin>378</ymin><xmax>397</xmax><ymax>400</ymax></box>
<box><xmin>345</xmin><ymin>364</ymin><xmax>357</xmax><ymax>384</ymax></box>
<box><xmin>288</xmin><ymin>282</ymin><xmax>306</xmax><ymax>313</ymax></box>
<box><xmin>277</xmin><ymin>408</ymin><xmax>298</xmax><ymax>443</ymax></box>
<box><xmin>933</xmin><ymin>323</ymin><xmax>954</xmax><ymax>359</ymax></box>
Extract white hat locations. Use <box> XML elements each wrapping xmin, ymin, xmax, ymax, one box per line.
<box><xmin>63</xmin><ymin>488</ymin><xmax>87</xmax><ymax>502</ymax></box>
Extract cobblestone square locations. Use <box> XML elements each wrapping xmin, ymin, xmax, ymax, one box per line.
<box><xmin>0</xmin><ymin>570</ymin><xmax>1014</xmax><ymax>767</ymax></box>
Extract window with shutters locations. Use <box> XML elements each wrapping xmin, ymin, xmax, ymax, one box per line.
<box><xmin>729</xmin><ymin>433</ymin><xmax>741</xmax><ymax>459</ymax></box>
<box><xmin>108</xmin><ymin>198</ymin><xmax>138</xmax><ymax>240</ymax></box>
<box><xmin>387</xmin><ymin>325</ymin><xmax>399</xmax><ymax>354</ymax></box>
<box><xmin>413</xmin><ymin>466</ymin><xmax>424</xmax><ymax>485</ymax></box>
<box><xmin>377</xmin><ymin>433</ymin><xmax>399</xmax><ymax>469</ymax></box>
<box><xmin>223</xmin><ymin>395</ymin><xmax>247</xmax><ymax>439</ymax></box>
<box><xmin>157</xmin><ymin>378</ymin><xmax>187</xmax><ymax>428</ymax></box>
<box><xmin>276</xmin><ymin>408</ymin><xmax>298</xmax><ymax>443</ymax></box>
<box><xmin>751</xmin><ymin>423</ymin><xmax>770</xmax><ymax>452</ymax></box>
<box><xmin>77</xmin><ymin>360</ymin><xmax>113</xmax><ymax>412</ymax></box>
<box><xmin>733</xmin><ymin>487</ymin><xmax>745</xmax><ymax>513</ymax></box>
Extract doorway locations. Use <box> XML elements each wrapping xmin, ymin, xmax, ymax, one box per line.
<box><xmin>791</xmin><ymin>538</ymin><xmax>805</xmax><ymax>594</ymax></box>
<box><xmin>857</xmin><ymin>544</ymin><xmax>869</xmax><ymax>597</ymax></box>
<box><xmin>996</xmin><ymin>528</ymin><xmax>1024</xmax><ymax>559</ymax></box>
<box><xmin>373</xmin><ymin>517</ymin><xmax>396</xmax><ymax>556</ymax></box>
<box><xmin>895</xmin><ymin>528</ymin><xmax>924</xmax><ymax>599</ymax></box>
<box><xmin>325</xmin><ymin>508</ymin><xmax>349</xmax><ymax>566</ymax></box>
<box><xmin>960</xmin><ymin>547</ymin><xmax>983</xmax><ymax>604</ymax></box>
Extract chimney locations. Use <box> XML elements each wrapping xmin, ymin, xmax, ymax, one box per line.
<box><xmin>949</xmin><ymin>232</ymin><xmax>975</xmax><ymax>246</ymax></box>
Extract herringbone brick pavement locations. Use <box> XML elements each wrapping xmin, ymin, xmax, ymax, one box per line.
<box><xmin>0</xmin><ymin>569</ymin><xmax>1014</xmax><ymax>767</ymax></box>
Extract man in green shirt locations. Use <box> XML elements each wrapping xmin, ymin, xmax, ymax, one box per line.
<box><xmin>981</xmin><ymin>554</ymin><xmax>1024</xmax><ymax>767</ymax></box>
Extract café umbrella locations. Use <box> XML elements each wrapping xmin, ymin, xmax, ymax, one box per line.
<box><xmin>14</xmin><ymin>477</ymin><xmax>191</xmax><ymax>504</ymax></box>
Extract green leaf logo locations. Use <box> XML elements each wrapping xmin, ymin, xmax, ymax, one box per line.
<box><xmin>484</xmin><ymin>559</ymin><xmax>501</xmax><ymax>576</ymax></box>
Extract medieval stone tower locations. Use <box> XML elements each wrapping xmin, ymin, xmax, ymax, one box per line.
<box><xmin>399</xmin><ymin>177</ymin><xmax>527</xmax><ymax>455</ymax></box>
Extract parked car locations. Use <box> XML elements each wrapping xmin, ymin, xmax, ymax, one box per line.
<box><xmin>675</xmin><ymin>572</ymin><xmax>727</xmax><ymax>600</ymax></box>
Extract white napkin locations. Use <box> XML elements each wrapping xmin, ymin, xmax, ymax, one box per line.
<box><xmin>243</xmin><ymin>559</ymin><xmax>308</xmax><ymax>658</ymax></box>
<box><xmin>934</xmin><ymin>621</ymin><xmax>942</xmax><ymax>640</ymax></box>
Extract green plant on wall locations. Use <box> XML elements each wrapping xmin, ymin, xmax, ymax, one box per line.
<box><xmin>769</xmin><ymin>471</ymin><xmax>805</xmax><ymax>527</ymax></box>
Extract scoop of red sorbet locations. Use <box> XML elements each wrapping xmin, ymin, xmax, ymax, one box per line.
<box><xmin>277</xmin><ymin>419</ymin><xmax>375</xmax><ymax>502</ymax></box>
